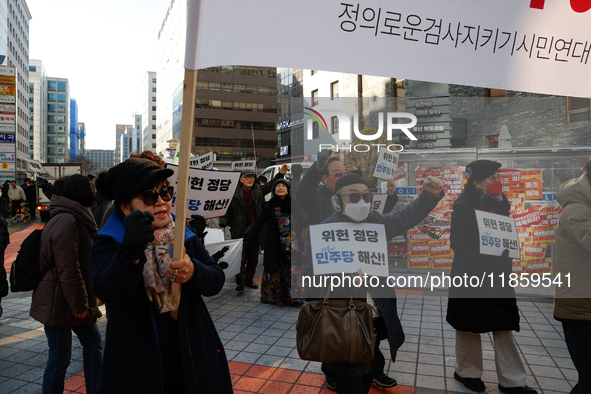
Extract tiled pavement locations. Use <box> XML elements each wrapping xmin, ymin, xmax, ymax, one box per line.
<box><xmin>0</xmin><ymin>224</ymin><xmax>579</xmax><ymax>393</ymax></box>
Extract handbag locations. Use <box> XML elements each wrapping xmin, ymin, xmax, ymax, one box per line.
<box><xmin>296</xmin><ymin>294</ymin><xmax>376</xmax><ymax>364</ymax></box>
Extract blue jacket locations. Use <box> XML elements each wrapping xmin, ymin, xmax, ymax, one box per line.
<box><xmin>90</xmin><ymin>212</ymin><xmax>232</xmax><ymax>394</ymax></box>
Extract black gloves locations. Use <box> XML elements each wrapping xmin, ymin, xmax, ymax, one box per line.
<box><xmin>121</xmin><ymin>210</ymin><xmax>155</xmax><ymax>261</ymax></box>
<box><xmin>316</xmin><ymin>149</ymin><xmax>332</xmax><ymax>172</ymax></box>
<box><xmin>189</xmin><ymin>214</ymin><xmax>207</xmax><ymax>238</ymax></box>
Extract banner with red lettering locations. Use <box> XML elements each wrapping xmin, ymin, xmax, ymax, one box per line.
<box><xmin>186</xmin><ymin>0</ymin><xmax>591</xmax><ymax>96</ymax></box>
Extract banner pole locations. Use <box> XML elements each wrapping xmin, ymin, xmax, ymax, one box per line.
<box><xmin>171</xmin><ymin>68</ymin><xmax>197</xmax><ymax>320</ymax></box>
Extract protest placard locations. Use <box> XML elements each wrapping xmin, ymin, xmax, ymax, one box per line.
<box><xmin>370</xmin><ymin>194</ymin><xmax>388</xmax><ymax>214</ymax></box>
<box><xmin>20</xmin><ymin>157</ymin><xmax>55</xmax><ymax>179</ymax></box>
<box><xmin>204</xmin><ymin>238</ymin><xmax>243</xmax><ymax>279</ymax></box>
<box><xmin>372</xmin><ymin>147</ymin><xmax>399</xmax><ymax>181</ymax></box>
<box><xmin>189</xmin><ymin>151</ymin><xmax>214</xmax><ymax>170</ymax></box>
<box><xmin>475</xmin><ymin>211</ymin><xmax>520</xmax><ymax>259</ymax></box>
<box><xmin>231</xmin><ymin>160</ymin><xmax>256</xmax><ymax>172</ymax></box>
<box><xmin>309</xmin><ymin>222</ymin><xmax>389</xmax><ymax>277</ymax></box>
<box><xmin>168</xmin><ymin>164</ymin><xmax>241</xmax><ymax>219</ymax></box>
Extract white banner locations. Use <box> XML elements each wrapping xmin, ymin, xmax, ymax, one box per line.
<box><xmin>20</xmin><ymin>157</ymin><xmax>55</xmax><ymax>179</ymax></box>
<box><xmin>373</xmin><ymin>147</ymin><xmax>399</xmax><ymax>181</ymax></box>
<box><xmin>370</xmin><ymin>194</ymin><xmax>387</xmax><ymax>214</ymax></box>
<box><xmin>186</xmin><ymin>0</ymin><xmax>591</xmax><ymax>97</ymax></box>
<box><xmin>0</xmin><ymin>124</ymin><xmax>15</xmax><ymax>132</ymax></box>
<box><xmin>231</xmin><ymin>160</ymin><xmax>256</xmax><ymax>172</ymax></box>
<box><xmin>0</xmin><ymin>152</ymin><xmax>15</xmax><ymax>162</ymax></box>
<box><xmin>0</xmin><ymin>162</ymin><xmax>14</xmax><ymax>171</ymax></box>
<box><xmin>0</xmin><ymin>115</ymin><xmax>15</xmax><ymax>124</ymax></box>
<box><xmin>475</xmin><ymin>211</ymin><xmax>520</xmax><ymax>259</ymax></box>
<box><xmin>168</xmin><ymin>164</ymin><xmax>241</xmax><ymax>219</ymax></box>
<box><xmin>0</xmin><ymin>142</ymin><xmax>14</xmax><ymax>152</ymax></box>
<box><xmin>0</xmin><ymin>105</ymin><xmax>15</xmax><ymax>114</ymax></box>
<box><xmin>204</xmin><ymin>238</ymin><xmax>243</xmax><ymax>280</ymax></box>
<box><xmin>309</xmin><ymin>222</ymin><xmax>389</xmax><ymax>276</ymax></box>
<box><xmin>189</xmin><ymin>151</ymin><xmax>214</xmax><ymax>169</ymax></box>
<box><xmin>0</xmin><ymin>96</ymin><xmax>15</xmax><ymax>104</ymax></box>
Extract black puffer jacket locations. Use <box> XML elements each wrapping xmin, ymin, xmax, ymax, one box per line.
<box><xmin>446</xmin><ymin>182</ymin><xmax>520</xmax><ymax>333</ymax></box>
<box><xmin>243</xmin><ymin>196</ymin><xmax>290</xmax><ymax>270</ymax></box>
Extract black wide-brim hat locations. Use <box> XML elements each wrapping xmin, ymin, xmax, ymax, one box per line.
<box><xmin>96</xmin><ymin>158</ymin><xmax>174</xmax><ymax>203</ymax></box>
<box><xmin>466</xmin><ymin>160</ymin><xmax>502</xmax><ymax>181</ymax></box>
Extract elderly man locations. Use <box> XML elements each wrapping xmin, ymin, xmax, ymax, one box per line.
<box><xmin>8</xmin><ymin>181</ymin><xmax>26</xmax><ymax>219</ymax></box>
<box><xmin>221</xmin><ymin>165</ymin><xmax>287</xmax><ymax>292</ymax></box>
<box><xmin>302</xmin><ymin>173</ymin><xmax>444</xmax><ymax>392</ymax></box>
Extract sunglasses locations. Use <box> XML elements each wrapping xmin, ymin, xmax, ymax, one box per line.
<box><xmin>329</xmin><ymin>171</ymin><xmax>345</xmax><ymax>179</ymax></box>
<box><xmin>339</xmin><ymin>192</ymin><xmax>374</xmax><ymax>203</ymax></box>
<box><xmin>139</xmin><ymin>186</ymin><xmax>174</xmax><ymax>206</ymax></box>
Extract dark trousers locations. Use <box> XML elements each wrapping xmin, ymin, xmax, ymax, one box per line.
<box><xmin>236</xmin><ymin>239</ymin><xmax>259</xmax><ymax>285</ymax></box>
<box><xmin>562</xmin><ymin>321</ymin><xmax>591</xmax><ymax>394</ymax></box>
<box><xmin>28</xmin><ymin>199</ymin><xmax>36</xmax><ymax>218</ymax></box>
<box><xmin>335</xmin><ymin>373</ymin><xmax>373</xmax><ymax>394</ymax></box>
<box><xmin>11</xmin><ymin>199</ymin><xmax>22</xmax><ymax>217</ymax></box>
<box><xmin>0</xmin><ymin>244</ymin><xmax>7</xmax><ymax>298</ymax></box>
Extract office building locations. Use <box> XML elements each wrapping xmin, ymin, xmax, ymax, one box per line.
<box><xmin>114</xmin><ymin>124</ymin><xmax>131</xmax><ymax>164</ymax></box>
<box><xmin>79</xmin><ymin>122</ymin><xmax>86</xmax><ymax>157</ymax></box>
<box><xmin>276</xmin><ymin>68</ymin><xmax>304</xmax><ymax>163</ymax></box>
<box><xmin>131</xmin><ymin>113</ymin><xmax>141</xmax><ymax>154</ymax></box>
<box><xmin>141</xmin><ymin>71</ymin><xmax>157</xmax><ymax>152</ymax></box>
<box><xmin>69</xmin><ymin>98</ymin><xmax>79</xmax><ymax>159</ymax></box>
<box><xmin>86</xmin><ymin>149</ymin><xmax>114</xmax><ymax>172</ymax></box>
<box><xmin>1</xmin><ymin>0</ymin><xmax>31</xmax><ymax>179</ymax></box>
<box><xmin>28</xmin><ymin>59</ymin><xmax>47</xmax><ymax>162</ymax></box>
<box><xmin>45</xmin><ymin>77</ymin><xmax>70</xmax><ymax>163</ymax></box>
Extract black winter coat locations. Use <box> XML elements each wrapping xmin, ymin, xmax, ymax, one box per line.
<box><xmin>243</xmin><ymin>197</ymin><xmax>290</xmax><ymax>271</ymax></box>
<box><xmin>446</xmin><ymin>183</ymin><xmax>520</xmax><ymax>333</ymax></box>
<box><xmin>90</xmin><ymin>213</ymin><xmax>232</xmax><ymax>394</ymax></box>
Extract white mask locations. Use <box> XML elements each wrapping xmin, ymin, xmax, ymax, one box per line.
<box><xmin>343</xmin><ymin>200</ymin><xmax>371</xmax><ymax>222</ymax></box>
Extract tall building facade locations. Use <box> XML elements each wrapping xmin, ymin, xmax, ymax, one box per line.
<box><xmin>45</xmin><ymin>77</ymin><xmax>70</xmax><ymax>163</ymax></box>
<box><xmin>1</xmin><ymin>0</ymin><xmax>31</xmax><ymax>179</ymax></box>
<box><xmin>28</xmin><ymin>59</ymin><xmax>47</xmax><ymax>162</ymax></box>
<box><xmin>141</xmin><ymin>71</ymin><xmax>157</xmax><ymax>152</ymax></box>
<box><xmin>131</xmin><ymin>113</ymin><xmax>141</xmax><ymax>154</ymax></box>
<box><xmin>86</xmin><ymin>149</ymin><xmax>113</xmax><ymax>172</ymax></box>
<box><xmin>114</xmin><ymin>124</ymin><xmax>130</xmax><ymax>164</ymax></box>
<box><xmin>276</xmin><ymin>68</ymin><xmax>304</xmax><ymax>163</ymax></box>
<box><xmin>69</xmin><ymin>98</ymin><xmax>79</xmax><ymax>159</ymax></box>
<box><xmin>78</xmin><ymin>122</ymin><xmax>85</xmax><ymax>157</ymax></box>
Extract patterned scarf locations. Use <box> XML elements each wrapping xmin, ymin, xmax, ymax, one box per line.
<box><xmin>143</xmin><ymin>217</ymin><xmax>177</xmax><ymax>313</ymax></box>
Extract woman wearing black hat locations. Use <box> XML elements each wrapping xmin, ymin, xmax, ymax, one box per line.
<box><xmin>243</xmin><ymin>179</ymin><xmax>301</xmax><ymax>305</ymax></box>
<box><xmin>447</xmin><ymin>160</ymin><xmax>537</xmax><ymax>394</ymax></box>
<box><xmin>90</xmin><ymin>158</ymin><xmax>232</xmax><ymax>394</ymax></box>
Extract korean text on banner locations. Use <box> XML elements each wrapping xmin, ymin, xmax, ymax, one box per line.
<box><xmin>20</xmin><ymin>157</ymin><xmax>55</xmax><ymax>180</ymax></box>
<box><xmin>371</xmin><ymin>194</ymin><xmax>388</xmax><ymax>214</ymax></box>
<box><xmin>189</xmin><ymin>151</ymin><xmax>214</xmax><ymax>169</ymax></box>
<box><xmin>185</xmin><ymin>0</ymin><xmax>591</xmax><ymax>97</ymax></box>
<box><xmin>309</xmin><ymin>222</ymin><xmax>389</xmax><ymax>277</ymax></box>
<box><xmin>167</xmin><ymin>164</ymin><xmax>241</xmax><ymax>219</ymax></box>
<box><xmin>231</xmin><ymin>160</ymin><xmax>256</xmax><ymax>172</ymax></box>
<box><xmin>475</xmin><ymin>210</ymin><xmax>520</xmax><ymax>259</ymax></box>
<box><xmin>373</xmin><ymin>147</ymin><xmax>399</xmax><ymax>181</ymax></box>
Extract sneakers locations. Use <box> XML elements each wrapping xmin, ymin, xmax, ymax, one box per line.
<box><xmin>454</xmin><ymin>372</ymin><xmax>486</xmax><ymax>392</ymax></box>
<box><xmin>235</xmin><ymin>283</ymin><xmax>245</xmax><ymax>292</ymax></box>
<box><xmin>498</xmin><ymin>384</ymin><xmax>538</xmax><ymax>394</ymax></box>
<box><xmin>372</xmin><ymin>372</ymin><xmax>397</xmax><ymax>388</ymax></box>
<box><xmin>324</xmin><ymin>374</ymin><xmax>336</xmax><ymax>390</ymax></box>
<box><xmin>245</xmin><ymin>281</ymin><xmax>259</xmax><ymax>289</ymax></box>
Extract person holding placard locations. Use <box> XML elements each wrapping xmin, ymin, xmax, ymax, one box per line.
<box><xmin>446</xmin><ymin>160</ymin><xmax>537</xmax><ymax>394</ymax></box>
<box><xmin>91</xmin><ymin>158</ymin><xmax>232</xmax><ymax>394</ymax></box>
<box><xmin>221</xmin><ymin>165</ymin><xmax>287</xmax><ymax>292</ymax></box>
<box><xmin>302</xmin><ymin>173</ymin><xmax>445</xmax><ymax>393</ymax></box>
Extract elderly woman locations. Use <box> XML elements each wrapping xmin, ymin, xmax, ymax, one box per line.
<box><xmin>91</xmin><ymin>158</ymin><xmax>232</xmax><ymax>394</ymax></box>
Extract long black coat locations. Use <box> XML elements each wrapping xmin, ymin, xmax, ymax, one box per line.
<box><xmin>243</xmin><ymin>197</ymin><xmax>290</xmax><ymax>271</ymax></box>
<box><xmin>446</xmin><ymin>183</ymin><xmax>520</xmax><ymax>333</ymax></box>
<box><xmin>90</xmin><ymin>214</ymin><xmax>232</xmax><ymax>394</ymax></box>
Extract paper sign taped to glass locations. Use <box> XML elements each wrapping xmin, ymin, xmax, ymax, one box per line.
<box><xmin>309</xmin><ymin>222</ymin><xmax>389</xmax><ymax>277</ymax></box>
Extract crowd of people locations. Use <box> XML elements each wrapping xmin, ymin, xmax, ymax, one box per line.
<box><xmin>0</xmin><ymin>150</ymin><xmax>588</xmax><ymax>394</ymax></box>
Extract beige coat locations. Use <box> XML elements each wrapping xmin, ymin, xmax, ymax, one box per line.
<box><xmin>554</xmin><ymin>174</ymin><xmax>591</xmax><ymax>321</ymax></box>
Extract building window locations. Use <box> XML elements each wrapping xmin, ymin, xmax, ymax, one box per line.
<box><xmin>57</xmin><ymin>81</ymin><xmax>66</xmax><ymax>91</ymax></box>
<box><xmin>29</xmin><ymin>65</ymin><xmax>36</xmax><ymax>72</ymax></box>
<box><xmin>152</xmin><ymin>134</ymin><xmax>156</xmax><ymax>139</ymax></box>
<box><xmin>312</xmin><ymin>122</ymin><xmax>319</xmax><ymax>139</ymax></box>
<box><xmin>57</xmin><ymin>104</ymin><xmax>66</xmax><ymax>112</ymax></box>
<box><xmin>567</xmin><ymin>97</ymin><xmax>590</xmax><ymax>124</ymax></box>
<box><xmin>486</xmin><ymin>135</ymin><xmax>499</xmax><ymax>148</ymax></box>
<box><xmin>311</xmin><ymin>70</ymin><xmax>318</xmax><ymax>76</ymax></box>
<box><xmin>312</xmin><ymin>89</ymin><xmax>319</xmax><ymax>106</ymax></box>
<box><xmin>152</xmin><ymin>97</ymin><xmax>156</xmax><ymax>102</ymax></box>
<box><xmin>57</xmin><ymin>115</ymin><xmax>65</xmax><ymax>123</ymax></box>
<box><xmin>152</xmin><ymin>125</ymin><xmax>156</xmax><ymax>129</ymax></box>
<box><xmin>48</xmin><ymin>104</ymin><xmax>56</xmax><ymax>111</ymax></box>
<box><xmin>331</xmin><ymin>116</ymin><xmax>339</xmax><ymax>135</ymax></box>
<box><xmin>48</xmin><ymin>93</ymin><xmax>56</xmax><ymax>101</ymax></box>
<box><xmin>152</xmin><ymin>87</ymin><xmax>156</xmax><ymax>92</ymax></box>
<box><xmin>152</xmin><ymin>115</ymin><xmax>156</xmax><ymax>120</ymax></box>
<box><xmin>48</xmin><ymin>115</ymin><xmax>55</xmax><ymax>122</ymax></box>
<box><xmin>152</xmin><ymin>106</ymin><xmax>156</xmax><ymax>111</ymax></box>
<box><xmin>152</xmin><ymin>78</ymin><xmax>156</xmax><ymax>83</ymax></box>
<box><xmin>48</xmin><ymin>81</ymin><xmax>56</xmax><ymax>90</ymax></box>
<box><xmin>57</xmin><ymin>94</ymin><xmax>66</xmax><ymax>102</ymax></box>
<box><xmin>330</xmin><ymin>81</ymin><xmax>339</xmax><ymax>99</ymax></box>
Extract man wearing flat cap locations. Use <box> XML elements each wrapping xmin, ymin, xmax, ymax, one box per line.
<box><xmin>221</xmin><ymin>165</ymin><xmax>287</xmax><ymax>292</ymax></box>
<box><xmin>446</xmin><ymin>160</ymin><xmax>537</xmax><ymax>394</ymax></box>
<box><xmin>302</xmin><ymin>172</ymin><xmax>445</xmax><ymax>393</ymax></box>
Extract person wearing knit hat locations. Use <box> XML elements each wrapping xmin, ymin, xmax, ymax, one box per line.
<box><xmin>302</xmin><ymin>172</ymin><xmax>446</xmax><ymax>393</ymax></box>
<box><xmin>90</xmin><ymin>158</ymin><xmax>233</xmax><ymax>393</ymax></box>
<box><xmin>446</xmin><ymin>159</ymin><xmax>537</xmax><ymax>394</ymax></box>
<box><xmin>243</xmin><ymin>178</ymin><xmax>302</xmax><ymax>305</ymax></box>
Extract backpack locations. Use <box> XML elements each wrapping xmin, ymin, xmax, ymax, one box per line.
<box><xmin>9</xmin><ymin>213</ymin><xmax>76</xmax><ymax>292</ymax></box>
<box><xmin>9</xmin><ymin>228</ymin><xmax>49</xmax><ymax>292</ymax></box>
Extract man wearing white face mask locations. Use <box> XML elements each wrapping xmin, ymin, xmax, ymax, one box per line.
<box><xmin>301</xmin><ymin>173</ymin><xmax>445</xmax><ymax>393</ymax></box>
